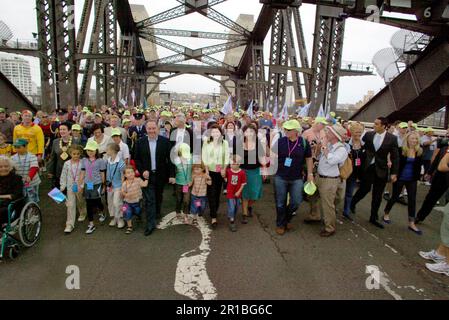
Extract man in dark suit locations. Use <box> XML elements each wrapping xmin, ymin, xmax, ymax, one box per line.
<box><xmin>134</xmin><ymin>120</ymin><xmax>176</xmax><ymax>236</ymax></box>
<box><xmin>350</xmin><ymin>117</ymin><xmax>399</xmax><ymax>229</ymax></box>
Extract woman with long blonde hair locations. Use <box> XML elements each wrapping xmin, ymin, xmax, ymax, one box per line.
<box><xmin>383</xmin><ymin>132</ymin><xmax>423</xmax><ymax>234</ymax></box>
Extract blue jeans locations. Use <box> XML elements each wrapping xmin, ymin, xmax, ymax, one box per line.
<box><xmin>227</xmin><ymin>199</ymin><xmax>240</xmax><ymax>221</ymax></box>
<box><xmin>273</xmin><ymin>176</ymin><xmax>304</xmax><ymax>228</ymax></box>
<box><xmin>123</xmin><ymin>202</ymin><xmax>141</xmax><ymax>221</ymax></box>
<box><xmin>343</xmin><ymin>175</ymin><xmax>357</xmax><ymax>215</ymax></box>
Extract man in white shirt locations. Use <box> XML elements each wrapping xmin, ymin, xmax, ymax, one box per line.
<box><xmin>316</xmin><ymin>124</ymin><xmax>348</xmax><ymax>237</ymax></box>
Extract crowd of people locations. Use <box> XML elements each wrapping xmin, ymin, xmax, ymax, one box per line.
<box><xmin>0</xmin><ymin>104</ymin><xmax>448</xmax><ymax>276</ymax></box>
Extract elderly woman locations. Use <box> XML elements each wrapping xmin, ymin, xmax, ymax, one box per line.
<box><xmin>0</xmin><ymin>156</ymin><xmax>24</xmax><ymax>226</ymax></box>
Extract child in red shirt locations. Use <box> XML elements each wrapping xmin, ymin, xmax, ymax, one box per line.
<box><xmin>225</xmin><ymin>155</ymin><xmax>247</xmax><ymax>232</ymax></box>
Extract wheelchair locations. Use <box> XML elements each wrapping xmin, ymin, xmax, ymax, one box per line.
<box><xmin>0</xmin><ymin>196</ymin><xmax>42</xmax><ymax>261</ymax></box>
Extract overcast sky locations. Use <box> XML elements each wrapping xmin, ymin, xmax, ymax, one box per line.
<box><xmin>0</xmin><ymin>0</ymin><xmax>402</xmax><ymax>104</ymax></box>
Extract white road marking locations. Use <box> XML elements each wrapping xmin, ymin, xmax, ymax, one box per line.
<box><xmin>384</xmin><ymin>244</ymin><xmax>398</xmax><ymax>254</ymax></box>
<box><xmin>157</xmin><ymin>212</ymin><xmax>217</xmax><ymax>300</ymax></box>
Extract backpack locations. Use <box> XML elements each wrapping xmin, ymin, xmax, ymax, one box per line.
<box><xmin>337</xmin><ymin>144</ymin><xmax>353</xmax><ymax>180</ymax></box>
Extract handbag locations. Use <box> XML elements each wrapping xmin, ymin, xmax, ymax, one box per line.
<box><xmin>337</xmin><ymin>145</ymin><xmax>353</xmax><ymax>180</ymax></box>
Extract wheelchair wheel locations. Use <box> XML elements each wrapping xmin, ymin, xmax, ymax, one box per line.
<box><xmin>8</xmin><ymin>244</ymin><xmax>20</xmax><ymax>260</ymax></box>
<box><xmin>18</xmin><ymin>202</ymin><xmax>42</xmax><ymax>248</ymax></box>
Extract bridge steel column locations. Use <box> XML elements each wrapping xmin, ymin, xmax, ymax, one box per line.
<box><xmin>36</xmin><ymin>0</ymin><xmax>77</xmax><ymax>111</ymax></box>
<box><xmin>96</xmin><ymin>0</ymin><xmax>118</xmax><ymax>107</ymax></box>
<box><xmin>309</xmin><ymin>5</ymin><xmax>345</xmax><ymax>115</ymax></box>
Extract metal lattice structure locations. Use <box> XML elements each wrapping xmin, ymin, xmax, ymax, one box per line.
<box><xmin>36</xmin><ymin>0</ymin><xmax>77</xmax><ymax>111</ymax></box>
<box><xmin>309</xmin><ymin>5</ymin><xmax>346</xmax><ymax>115</ymax></box>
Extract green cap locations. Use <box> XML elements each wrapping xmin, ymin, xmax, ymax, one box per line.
<box><xmin>398</xmin><ymin>122</ymin><xmax>408</xmax><ymax>129</ymax></box>
<box><xmin>123</xmin><ymin>111</ymin><xmax>131</xmax><ymax>116</ymax></box>
<box><xmin>330</xmin><ymin>112</ymin><xmax>336</xmax><ymax>117</ymax></box>
<box><xmin>0</xmin><ymin>107</ymin><xmax>5</xmax><ymax>113</ymax></box>
<box><xmin>425</xmin><ymin>127</ymin><xmax>434</xmax><ymax>133</ymax></box>
<box><xmin>314</xmin><ymin>117</ymin><xmax>328</xmax><ymax>125</ymax></box>
<box><xmin>13</xmin><ymin>138</ymin><xmax>29</xmax><ymax>147</ymax></box>
<box><xmin>282</xmin><ymin>119</ymin><xmax>301</xmax><ymax>131</ymax></box>
<box><xmin>84</xmin><ymin>140</ymin><xmax>99</xmax><ymax>151</ymax></box>
<box><xmin>122</xmin><ymin>119</ymin><xmax>131</xmax><ymax>125</ymax></box>
<box><xmin>179</xmin><ymin>143</ymin><xmax>191</xmax><ymax>159</ymax></box>
<box><xmin>82</xmin><ymin>107</ymin><xmax>89</xmax><ymax>112</ymax></box>
<box><xmin>304</xmin><ymin>181</ymin><xmax>317</xmax><ymax>196</ymax></box>
<box><xmin>71</xmin><ymin>124</ymin><xmax>82</xmax><ymax>131</ymax></box>
<box><xmin>111</xmin><ymin>128</ymin><xmax>122</xmax><ymax>137</ymax></box>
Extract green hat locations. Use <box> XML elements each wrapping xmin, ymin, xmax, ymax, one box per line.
<box><xmin>412</xmin><ymin>123</ymin><xmax>418</xmax><ymax>129</ymax></box>
<box><xmin>330</xmin><ymin>112</ymin><xmax>336</xmax><ymax>118</ymax></box>
<box><xmin>111</xmin><ymin>128</ymin><xmax>122</xmax><ymax>137</ymax></box>
<box><xmin>304</xmin><ymin>181</ymin><xmax>317</xmax><ymax>196</ymax></box>
<box><xmin>13</xmin><ymin>138</ymin><xmax>28</xmax><ymax>147</ymax></box>
<box><xmin>0</xmin><ymin>107</ymin><xmax>5</xmax><ymax>113</ymax></box>
<box><xmin>283</xmin><ymin>119</ymin><xmax>301</xmax><ymax>131</ymax></box>
<box><xmin>425</xmin><ymin>127</ymin><xmax>434</xmax><ymax>133</ymax></box>
<box><xmin>233</xmin><ymin>112</ymin><xmax>241</xmax><ymax>118</ymax></box>
<box><xmin>82</xmin><ymin>107</ymin><xmax>89</xmax><ymax>112</ymax></box>
<box><xmin>398</xmin><ymin>122</ymin><xmax>408</xmax><ymax>129</ymax></box>
<box><xmin>71</xmin><ymin>124</ymin><xmax>82</xmax><ymax>131</ymax></box>
<box><xmin>178</xmin><ymin>143</ymin><xmax>191</xmax><ymax>159</ymax></box>
<box><xmin>314</xmin><ymin>117</ymin><xmax>328</xmax><ymax>125</ymax></box>
<box><xmin>123</xmin><ymin>111</ymin><xmax>131</xmax><ymax>116</ymax></box>
<box><xmin>84</xmin><ymin>140</ymin><xmax>99</xmax><ymax>151</ymax></box>
<box><xmin>122</xmin><ymin>119</ymin><xmax>131</xmax><ymax>125</ymax></box>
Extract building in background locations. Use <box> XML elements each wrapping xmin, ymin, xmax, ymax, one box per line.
<box><xmin>0</xmin><ymin>55</ymin><xmax>33</xmax><ymax>97</ymax></box>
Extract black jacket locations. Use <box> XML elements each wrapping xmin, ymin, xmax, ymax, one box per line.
<box><xmin>397</xmin><ymin>153</ymin><xmax>423</xmax><ymax>181</ymax></box>
<box><xmin>133</xmin><ymin>135</ymin><xmax>175</xmax><ymax>184</ymax></box>
<box><xmin>362</xmin><ymin>131</ymin><xmax>399</xmax><ymax>180</ymax></box>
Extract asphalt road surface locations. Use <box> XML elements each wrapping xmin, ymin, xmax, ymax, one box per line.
<box><xmin>1</xmin><ymin>178</ymin><xmax>449</xmax><ymax>300</ymax></box>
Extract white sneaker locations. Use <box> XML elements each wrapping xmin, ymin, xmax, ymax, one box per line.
<box><xmin>109</xmin><ymin>219</ymin><xmax>117</xmax><ymax>227</ymax></box>
<box><xmin>419</xmin><ymin>250</ymin><xmax>447</xmax><ymax>263</ymax></box>
<box><xmin>424</xmin><ymin>181</ymin><xmax>432</xmax><ymax>186</ymax></box>
<box><xmin>78</xmin><ymin>216</ymin><xmax>86</xmax><ymax>222</ymax></box>
<box><xmin>117</xmin><ymin>219</ymin><xmax>125</xmax><ymax>229</ymax></box>
<box><xmin>64</xmin><ymin>225</ymin><xmax>74</xmax><ymax>234</ymax></box>
<box><xmin>426</xmin><ymin>261</ymin><xmax>449</xmax><ymax>276</ymax></box>
<box><xmin>86</xmin><ymin>225</ymin><xmax>96</xmax><ymax>234</ymax></box>
<box><xmin>223</xmin><ymin>189</ymin><xmax>227</xmax><ymax>195</ymax></box>
<box><xmin>99</xmin><ymin>213</ymin><xmax>106</xmax><ymax>223</ymax></box>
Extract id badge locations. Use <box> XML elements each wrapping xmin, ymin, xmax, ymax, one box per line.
<box><xmin>72</xmin><ymin>183</ymin><xmax>78</xmax><ymax>193</ymax></box>
<box><xmin>216</xmin><ymin>165</ymin><xmax>222</xmax><ymax>172</ymax></box>
<box><xmin>86</xmin><ymin>182</ymin><xmax>94</xmax><ymax>190</ymax></box>
<box><xmin>195</xmin><ymin>199</ymin><xmax>202</xmax><ymax>208</ymax></box>
<box><xmin>121</xmin><ymin>204</ymin><xmax>129</xmax><ymax>213</ymax></box>
<box><xmin>182</xmin><ymin>185</ymin><xmax>189</xmax><ymax>193</ymax></box>
<box><xmin>355</xmin><ymin>158</ymin><xmax>361</xmax><ymax>167</ymax></box>
<box><xmin>284</xmin><ymin>157</ymin><xmax>292</xmax><ymax>167</ymax></box>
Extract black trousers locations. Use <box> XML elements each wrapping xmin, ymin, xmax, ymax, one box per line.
<box><xmin>142</xmin><ymin>176</ymin><xmax>165</xmax><ymax>231</ymax></box>
<box><xmin>416</xmin><ymin>171</ymin><xmax>449</xmax><ymax>222</ymax></box>
<box><xmin>350</xmin><ymin>164</ymin><xmax>387</xmax><ymax>221</ymax></box>
<box><xmin>86</xmin><ymin>198</ymin><xmax>103</xmax><ymax>222</ymax></box>
<box><xmin>207</xmin><ymin>171</ymin><xmax>223</xmax><ymax>219</ymax></box>
<box><xmin>384</xmin><ymin>180</ymin><xmax>417</xmax><ymax>221</ymax></box>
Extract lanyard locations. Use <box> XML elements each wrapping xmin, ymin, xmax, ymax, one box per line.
<box><xmin>108</xmin><ymin>161</ymin><xmax>119</xmax><ymax>182</ymax></box>
<box><xmin>287</xmin><ymin>138</ymin><xmax>300</xmax><ymax>158</ymax></box>
<box><xmin>86</xmin><ymin>159</ymin><xmax>96</xmax><ymax>180</ymax></box>
<box><xmin>70</xmin><ymin>161</ymin><xmax>80</xmax><ymax>182</ymax></box>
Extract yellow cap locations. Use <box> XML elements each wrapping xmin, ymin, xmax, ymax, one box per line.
<box><xmin>71</xmin><ymin>124</ymin><xmax>82</xmax><ymax>131</ymax></box>
<box><xmin>84</xmin><ymin>140</ymin><xmax>99</xmax><ymax>151</ymax></box>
